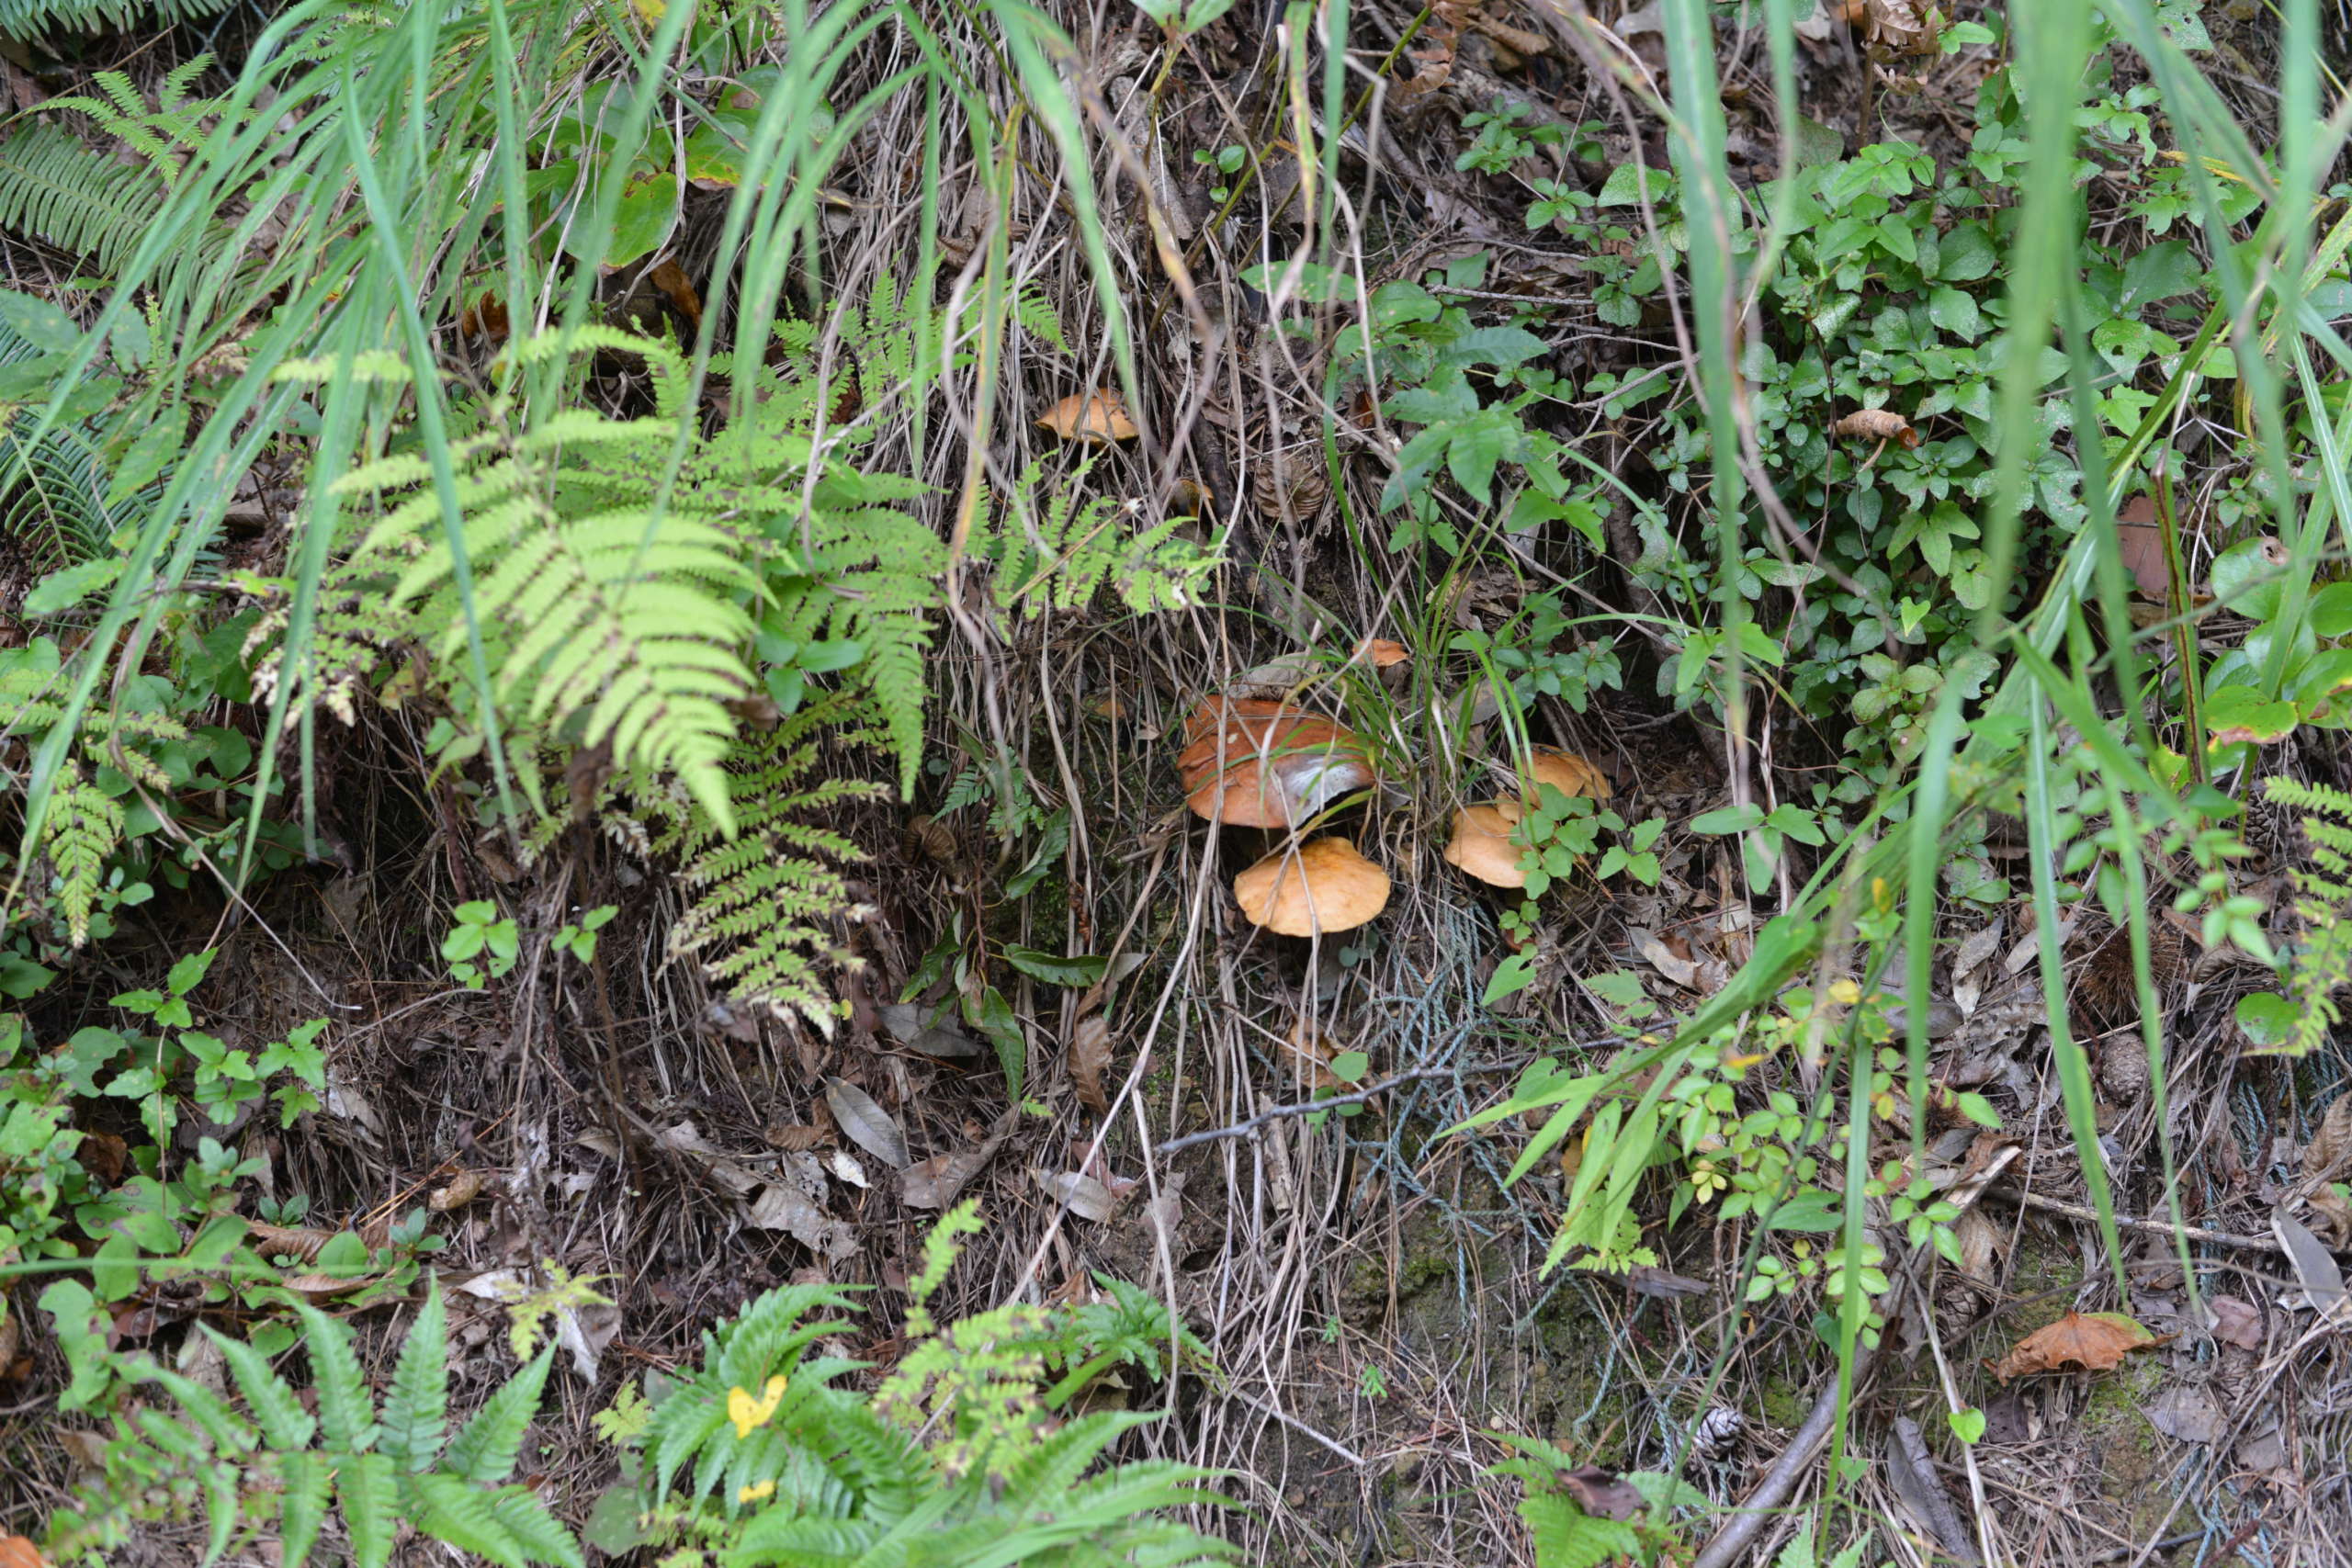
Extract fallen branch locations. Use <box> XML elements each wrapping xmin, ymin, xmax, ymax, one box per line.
<box><xmin>1983</xmin><ymin>1186</ymin><xmax>2280</xmax><ymax>1252</ymax></box>
<box><xmin>1154</xmin><ymin>1062</ymin><xmax>1533</xmax><ymax>1156</ymax></box>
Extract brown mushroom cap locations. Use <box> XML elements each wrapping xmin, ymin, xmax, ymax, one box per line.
<box><xmin>1442</xmin><ymin>801</ymin><xmax>1527</xmax><ymax>887</ymax></box>
<box><xmin>1178</xmin><ymin>697</ymin><xmax>1376</xmax><ymax>828</ymax></box>
<box><xmin>1233</xmin><ymin>838</ymin><xmax>1391</xmax><ymax>936</ymax></box>
<box><xmin>1522</xmin><ymin>747</ymin><xmax>1612</xmax><ymax>804</ymax></box>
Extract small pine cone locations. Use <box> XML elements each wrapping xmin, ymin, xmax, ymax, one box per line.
<box><xmin>1252</xmin><ymin>445</ymin><xmax>1329</xmax><ymax>523</ymax></box>
<box><xmin>2098</xmin><ymin>1037</ymin><xmax>2153</xmax><ymax>1104</ymax></box>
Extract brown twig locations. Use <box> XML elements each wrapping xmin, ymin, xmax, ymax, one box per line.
<box><xmin>1983</xmin><ymin>1185</ymin><xmax>2282</xmax><ymax>1253</ymax></box>
<box><xmin>1154</xmin><ymin>1058</ymin><xmax>1558</xmax><ymax>1156</ymax></box>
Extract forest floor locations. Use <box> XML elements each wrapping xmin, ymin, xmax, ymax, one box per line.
<box><xmin>3</xmin><ymin>2</ymin><xmax>2351</xmax><ymax>1566</ymax></box>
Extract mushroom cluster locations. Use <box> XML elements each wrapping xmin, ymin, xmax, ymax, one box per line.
<box><xmin>1445</xmin><ymin>747</ymin><xmax>1612</xmax><ymax>888</ymax></box>
<box><xmin>1178</xmin><ymin>694</ymin><xmax>1390</xmax><ymax>938</ymax></box>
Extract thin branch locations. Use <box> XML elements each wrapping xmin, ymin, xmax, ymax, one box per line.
<box><xmin>1154</xmin><ymin>1064</ymin><xmax>1525</xmax><ymax>1156</ymax></box>
<box><xmin>1984</xmin><ymin>1185</ymin><xmax>2281</xmax><ymax>1253</ymax></box>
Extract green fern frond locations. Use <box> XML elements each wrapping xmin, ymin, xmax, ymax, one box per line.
<box><xmin>979</xmin><ymin>458</ymin><xmax>1220</xmax><ymax>624</ymax></box>
<box><xmin>379</xmin><ymin>1280</ymin><xmax>450</xmax><ymax>1472</ymax></box>
<box><xmin>334</xmin><ymin>370</ymin><xmax>761</xmax><ymax>831</ymax></box>
<box><xmin>42</xmin><ymin>764</ymin><xmax>119</xmax><ymax>946</ymax></box>
<box><xmin>646</xmin><ymin>700</ymin><xmax>885</xmax><ymax>1030</ymax></box>
<box><xmin>0</xmin><ymin>0</ymin><xmax>232</xmax><ymax>38</ymax></box>
<box><xmin>2259</xmin><ymin>776</ymin><xmax>2352</xmax><ymax>1055</ymax></box>
<box><xmin>96</xmin><ymin>1271</ymin><xmax>583</xmax><ymax>1568</ymax></box>
<box><xmin>0</xmin><ymin>125</ymin><xmax>198</xmax><ymax>281</ymax></box>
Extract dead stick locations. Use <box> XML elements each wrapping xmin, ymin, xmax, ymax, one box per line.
<box><xmin>1692</xmin><ymin>1341</ymin><xmax>1880</xmax><ymax>1568</ymax></box>
<box><xmin>1983</xmin><ymin>1186</ymin><xmax>2279</xmax><ymax>1252</ymax></box>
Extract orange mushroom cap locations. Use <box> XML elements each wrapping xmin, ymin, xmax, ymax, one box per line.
<box><xmin>1232</xmin><ymin>838</ymin><xmax>1391</xmax><ymax>936</ymax></box>
<box><xmin>1178</xmin><ymin>697</ymin><xmax>1377</xmax><ymax>828</ymax></box>
<box><xmin>1037</xmin><ymin>389</ymin><xmax>1139</xmax><ymax>444</ymax></box>
<box><xmin>1521</xmin><ymin>747</ymin><xmax>1612</xmax><ymax>804</ymax></box>
<box><xmin>1442</xmin><ymin>801</ymin><xmax>1527</xmax><ymax>887</ymax></box>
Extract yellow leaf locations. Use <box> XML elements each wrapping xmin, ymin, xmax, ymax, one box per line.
<box><xmin>727</xmin><ymin>1374</ymin><xmax>787</xmax><ymax>1438</ymax></box>
<box><xmin>738</xmin><ymin>1479</ymin><xmax>777</xmax><ymax>1504</ymax></box>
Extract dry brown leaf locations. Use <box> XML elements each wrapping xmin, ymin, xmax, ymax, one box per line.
<box><xmin>824</xmin><ymin>1077</ymin><xmax>910</xmax><ymax>1169</ymax></box>
<box><xmin>1832</xmin><ymin>407</ymin><xmax>1919</xmax><ymax>447</ymax></box>
<box><xmin>0</xmin><ymin>1535</ymin><xmax>45</xmax><ymax>1568</ymax></box>
<box><xmin>1069</xmin><ymin>1014</ymin><xmax>1114</xmax><ymax>1114</ymax></box>
<box><xmin>2207</xmin><ymin>1295</ymin><xmax>2264</xmax><ymax>1349</ymax></box>
<box><xmin>2114</xmin><ymin>494</ymin><xmax>2171</xmax><ymax>600</ymax></box>
<box><xmin>746</xmin><ymin>1184</ymin><xmax>856</xmax><ymax>1261</ymax></box>
<box><xmin>1035</xmin><ymin>1168</ymin><xmax>1118</xmax><ymax>1223</ymax></box>
<box><xmin>1353</xmin><ymin>637</ymin><xmax>1409</xmax><ymax>669</ymax></box>
<box><xmin>648</xmin><ymin>258</ymin><xmax>703</xmax><ymax>331</ymax></box>
<box><xmin>1037</xmin><ymin>389</ymin><xmax>1139</xmax><ymax>444</ymax></box>
<box><xmin>1635</xmin><ymin>930</ymin><xmax>1701</xmax><ymax>989</ymax></box>
<box><xmin>247</xmin><ymin>1223</ymin><xmax>336</xmax><ymax>1263</ymax></box>
<box><xmin>903</xmin><ymin>1147</ymin><xmax>993</xmax><ymax>1210</ymax></box>
<box><xmin>2307</xmin><ymin>1181</ymin><xmax>2352</xmax><ymax>1247</ymax></box>
<box><xmin>2302</xmin><ymin>1095</ymin><xmax>2352</xmax><ymax>1182</ymax></box>
<box><xmin>1989</xmin><ymin>1310</ymin><xmax>2157</xmax><ymax>1382</ymax></box>
<box><xmin>1555</xmin><ymin>1465</ymin><xmax>1645</xmax><ymax>1521</ymax></box>
<box><xmin>763</xmin><ymin>1123</ymin><xmax>828</xmax><ymax>1152</ymax></box>
<box><xmin>428</xmin><ymin>1170</ymin><xmax>485</xmax><ymax>1213</ymax></box>
<box><xmin>277</xmin><ymin>1272</ymin><xmax>377</xmax><ymax>1301</ymax></box>
<box><xmin>1861</xmin><ymin>0</ymin><xmax>1941</xmax><ymax>58</ymax></box>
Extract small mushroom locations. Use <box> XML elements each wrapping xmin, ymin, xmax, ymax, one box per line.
<box><xmin>1443</xmin><ymin>801</ymin><xmax>1527</xmax><ymax>887</ymax></box>
<box><xmin>1522</xmin><ymin>747</ymin><xmax>1612</xmax><ymax>804</ymax></box>
<box><xmin>1179</xmin><ymin>697</ymin><xmax>1376</xmax><ymax>828</ymax></box>
<box><xmin>1037</xmin><ymin>389</ymin><xmax>1139</xmax><ymax>444</ymax></box>
<box><xmin>1233</xmin><ymin>838</ymin><xmax>1391</xmax><ymax>936</ymax></box>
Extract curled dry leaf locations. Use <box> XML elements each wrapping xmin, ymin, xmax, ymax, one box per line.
<box><xmin>2301</xmin><ymin>1094</ymin><xmax>2352</xmax><ymax>1182</ymax></box>
<box><xmin>1035</xmin><ymin>1168</ymin><xmax>1119</xmax><ymax>1223</ymax></box>
<box><xmin>1037</xmin><ymin>389</ymin><xmax>1139</xmax><ymax>444</ymax></box>
<box><xmin>248</xmin><ymin>1218</ymin><xmax>390</xmax><ymax>1261</ymax></box>
<box><xmin>1353</xmin><ymin>637</ymin><xmax>1409</xmax><ymax>668</ymax></box>
<box><xmin>829</xmin><ymin>1149</ymin><xmax>868</xmax><ymax>1189</ymax></box>
<box><xmin>1831</xmin><ymin>407</ymin><xmax>1919</xmax><ymax>448</ymax></box>
<box><xmin>1989</xmin><ymin>1310</ymin><xmax>2157</xmax><ymax>1382</ymax></box>
<box><xmin>1861</xmin><ymin>0</ymin><xmax>1941</xmax><ymax>58</ymax></box>
<box><xmin>428</xmin><ymin>1169</ymin><xmax>486</xmax><ymax>1212</ymax></box>
<box><xmin>0</xmin><ymin>1536</ymin><xmax>45</xmax><ymax>1568</ymax></box>
<box><xmin>824</xmin><ymin>1077</ymin><xmax>910</xmax><ymax>1169</ymax></box>
<box><xmin>763</xmin><ymin>1123</ymin><xmax>828</xmax><ymax>1152</ymax></box>
<box><xmin>1069</xmin><ymin>1014</ymin><xmax>1114</xmax><ymax>1114</ymax></box>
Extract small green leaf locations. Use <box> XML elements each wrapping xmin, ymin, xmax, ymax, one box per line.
<box><xmin>1001</xmin><ymin>945</ymin><xmax>1109</xmax><ymax>987</ymax></box>
<box><xmin>168</xmin><ymin>947</ymin><xmax>219</xmax><ymax>996</ymax></box>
